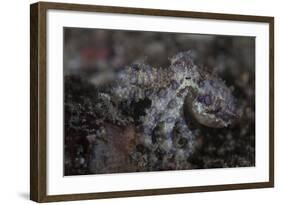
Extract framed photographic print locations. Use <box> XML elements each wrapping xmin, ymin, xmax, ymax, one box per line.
<box><xmin>30</xmin><ymin>1</ymin><xmax>274</xmax><ymax>202</ymax></box>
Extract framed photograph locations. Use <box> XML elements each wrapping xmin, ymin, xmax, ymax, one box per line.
<box><xmin>30</xmin><ymin>1</ymin><xmax>274</xmax><ymax>202</ymax></box>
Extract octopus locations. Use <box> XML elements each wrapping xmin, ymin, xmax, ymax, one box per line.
<box><xmin>87</xmin><ymin>51</ymin><xmax>240</xmax><ymax>172</ymax></box>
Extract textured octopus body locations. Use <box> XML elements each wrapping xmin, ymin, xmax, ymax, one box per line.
<box><xmin>90</xmin><ymin>51</ymin><xmax>239</xmax><ymax>171</ymax></box>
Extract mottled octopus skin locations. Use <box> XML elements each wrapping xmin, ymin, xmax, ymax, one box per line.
<box><xmin>116</xmin><ymin>52</ymin><xmax>236</xmax><ymax>123</ymax></box>
<box><xmin>91</xmin><ymin>51</ymin><xmax>239</xmax><ymax>171</ymax></box>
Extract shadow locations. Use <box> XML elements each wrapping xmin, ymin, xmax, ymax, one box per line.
<box><xmin>18</xmin><ymin>192</ymin><xmax>29</xmax><ymax>200</ymax></box>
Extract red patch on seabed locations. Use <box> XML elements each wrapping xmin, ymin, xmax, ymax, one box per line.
<box><xmin>104</xmin><ymin>124</ymin><xmax>137</xmax><ymax>155</ymax></box>
<box><xmin>97</xmin><ymin>124</ymin><xmax>139</xmax><ymax>172</ymax></box>
<box><xmin>80</xmin><ymin>47</ymin><xmax>110</xmax><ymax>62</ymax></box>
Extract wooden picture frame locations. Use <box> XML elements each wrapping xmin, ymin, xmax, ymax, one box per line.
<box><xmin>30</xmin><ymin>1</ymin><xmax>274</xmax><ymax>202</ymax></box>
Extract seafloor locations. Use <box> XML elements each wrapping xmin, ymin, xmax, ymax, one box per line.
<box><xmin>63</xmin><ymin>28</ymin><xmax>255</xmax><ymax>175</ymax></box>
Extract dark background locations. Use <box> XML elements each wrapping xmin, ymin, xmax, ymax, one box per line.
<box><xmin>63</xmin><ymin>28</ymin><xmax>255</xmax><ymax>175</ymax></box>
